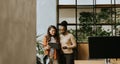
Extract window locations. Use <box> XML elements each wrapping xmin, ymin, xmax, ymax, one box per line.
<box><xmin>57</xmin><ymin>0</ymin><xmax>120</xmax><ymax>43</ymax></box>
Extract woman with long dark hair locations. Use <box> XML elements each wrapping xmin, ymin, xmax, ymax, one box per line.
<box><xmin>43</xmin><ymin>25</ymin><xmax>60</xmax><ymax>64</ymax></box>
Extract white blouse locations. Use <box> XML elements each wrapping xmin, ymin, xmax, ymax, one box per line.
<box><xmin>60</xmin><ymin>33</ymin><xmax>76</xmax><ymax>54</ymax></box>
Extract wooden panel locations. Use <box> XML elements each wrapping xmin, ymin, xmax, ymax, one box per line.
<box><xmin>0</xmin><ymin>0</ymin><xmax>36</xmax><ymax>64</ymax></box>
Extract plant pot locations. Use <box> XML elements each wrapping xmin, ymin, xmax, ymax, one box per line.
<box><xmin>77</xmin><ymin>42</ymin><xmax>89</xmax><ymax>60</ymax></box>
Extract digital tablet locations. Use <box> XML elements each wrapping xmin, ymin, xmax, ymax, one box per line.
<box><xmin>48</xmin><ymin>43</ymin><xmax>60</xmax><ymax>49</ymax></box>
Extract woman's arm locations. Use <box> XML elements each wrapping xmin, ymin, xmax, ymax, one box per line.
<box><xmin>43</xmin><ymin>36</ymin><xmax>50</xmax><ymax>50</ymax></box>
<box><xmin>67</xmin><ymin>34</ymin><xmax>76</xmax><ymax>49</ymax></box>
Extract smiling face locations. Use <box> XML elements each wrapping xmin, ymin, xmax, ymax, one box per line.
<box><xmin>49</xmin><ymin>27</ymin><xmax>56</xmax><ymax>36</ymax></box>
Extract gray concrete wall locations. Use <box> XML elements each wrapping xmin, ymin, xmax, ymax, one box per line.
<box><xmin>0</xmin><ymin>0</ymin><xmax>36</xmax><ymax>64</ymax></box>
<box><xmin>37</xmin><ymin>0</ymin><xmax>57</xmax><ymax>38</ymax></box>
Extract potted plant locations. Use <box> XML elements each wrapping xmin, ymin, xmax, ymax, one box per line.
<box><xmin>78</xmin><ymin>8</ymin><xmax>112</xmax><ymax>42</ymax></box>
<box><xmin>96</xmin><ymin>8</ymin><xmax>111</xmax><ymax>24</ymax></box>
<box><xmin>36</xmin><ymin>34</ymin><xmax>44</xmax><ymax>64</ymax></box>
<box><xmin>78</xmin><ymin>12</ymin><xmax>94</xmax><ymax>42</ymax></box>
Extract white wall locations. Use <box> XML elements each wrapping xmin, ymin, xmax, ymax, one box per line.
<box><xmin>37</xmin><ymin>0</ymin><xmax>57</xmax><ymax>39</ymax></box>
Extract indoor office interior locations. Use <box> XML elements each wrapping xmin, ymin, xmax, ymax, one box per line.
<box><xmin>37</xmin><ymin>0</ymin><xmax>120</xmax><ymax>64</ymax></box>
<box><xmin>1</xmin><ymin>0</ymin><xmax>120</xmax><ymax>64</ymax></box>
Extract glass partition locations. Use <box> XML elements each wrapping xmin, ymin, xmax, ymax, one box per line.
<box><xmin>116</xmin><ymin>0</ymin><xmax>120</xmax><ymax>4</ymax></box>
<box><xmin>58</xmin><ymin>0</ymin><xmax>120</xmax><ymax>42</ymax></box>
<box><xmin>77</xmin><ymin>0</ymin><xmax>93</xmax><ymax>5</ymax></box>
<box><xmin>59</xmin><ymin>9</ymin><xmax>76</xmax><ymax>23</ymax></box>
<box><xmin>59</xmin><ymin>0</ymin><xmax>75</xmax><ymax>5</ymax></box>
<box><xmin>58</xmin><ymin>0</ymin><xmax>120</xmax><ymax>60</ymax></box>
<box><xmin>96</xmin><ymin>0</ymin><xmax>111</xmax><ymax>4</ymax></box>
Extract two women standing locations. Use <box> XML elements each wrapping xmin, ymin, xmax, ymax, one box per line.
<box><xmin>43</xmin><ymin>21</ymin><xmax>76</xmax><ymax>64</ymax></box>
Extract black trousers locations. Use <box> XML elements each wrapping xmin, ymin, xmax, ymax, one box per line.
<box><xmin>63</xmin><ymin>53</ymin><xmax>74</xmax><ymax>64</ymax></box>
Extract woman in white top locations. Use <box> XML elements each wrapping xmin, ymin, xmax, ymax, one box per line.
<box><xmin>59</xmin><ymin>21</ymin><xmax>76</xmax><ymax>64</ymax></box>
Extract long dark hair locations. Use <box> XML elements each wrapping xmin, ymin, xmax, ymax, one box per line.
<box><xmin>46</xmin><ymin>25</ymin><xmax>59</xmax><ymax>43</ymax></box>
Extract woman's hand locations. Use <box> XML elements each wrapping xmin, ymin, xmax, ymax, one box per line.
<box><xmin>45</xmin><ymin>45</ymin><xmax>51</xmax><ymax>50</ymax></box>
